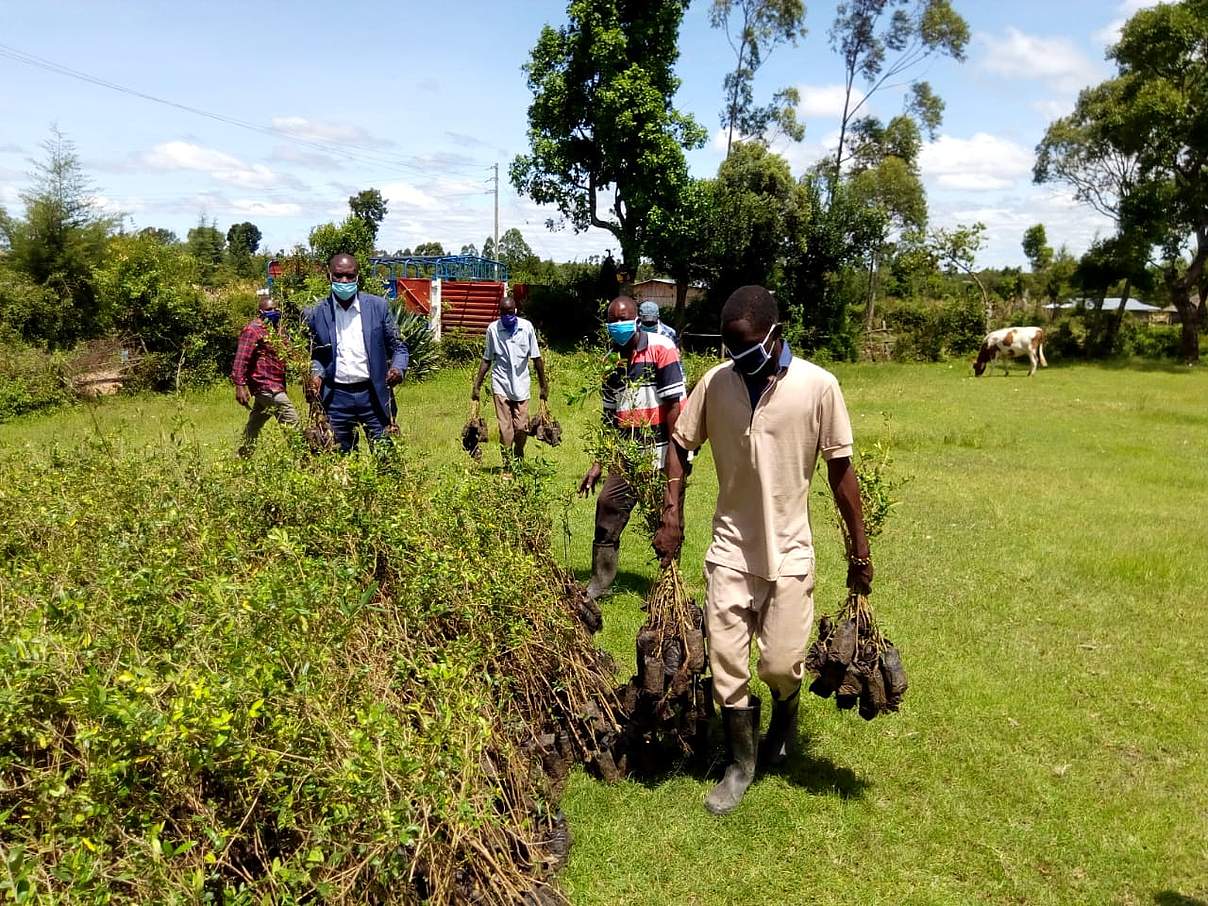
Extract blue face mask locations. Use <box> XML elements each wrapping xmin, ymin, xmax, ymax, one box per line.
<box><xmin>261</xmin><ymin>309</ymin><xmax>281</xmax><ymax>326</ymax></box>
<box><xmin>606</xmin><ymin>319</ymin><xmax>638</xmax><ymax>348</ymax></box>
<box><xmin>501</xmin><ymin>313</ymin><xmax>518</xmax><ymax>332</ymax></box>
<box><xmin>331</xmin><ymin>280</ymin><xmax>358</xmax><ymax>301</ymax></box>
<box><xmin>640</xmin><ymin>320</ymin><xmax>658</xmax><ymax>333</ymax></box>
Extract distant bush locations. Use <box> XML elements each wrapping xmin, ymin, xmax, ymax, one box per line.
<box><xmin>882</xmin><ymin>297</ymin><xmax>986</xmax><ymax>362</ymax></box>
<box><xmin>439</xmin><ymin>330</ymin><xmax>484</xmax><ymax>366</ymax></box>
<box><xmin>0</xmin><ymin>337</ymin><xmax>71</xmax><ymax>422</ymax></box>
<box><xmin>1118</xmin><ymin>322</ymin><xmax>1183</xmax><ymax>359</ymax></box>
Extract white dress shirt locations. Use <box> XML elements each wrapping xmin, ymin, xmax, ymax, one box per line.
<box><xmin>332</xmin><ymin>295</ymin><xmax>370</xmax><ymax>383</ymax></box>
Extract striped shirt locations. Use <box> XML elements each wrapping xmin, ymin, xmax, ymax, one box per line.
<box><xmin>602</xmin><ymin>331</ymin><xmax>686</xmax><ymax>468</ymax></box>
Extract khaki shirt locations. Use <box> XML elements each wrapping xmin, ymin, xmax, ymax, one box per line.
<box><xmin>673</xmin><ymin>356</ymin><xmax>854</xmax><ymax>581</ymax></box>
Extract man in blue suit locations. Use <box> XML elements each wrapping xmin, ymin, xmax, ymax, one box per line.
<box><xmin>305</xmin><ymin>253</ymin><xmax>409</xmax><ymax>452</ymax></box>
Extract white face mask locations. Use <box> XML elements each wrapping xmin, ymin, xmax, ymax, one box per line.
<box><xmin>725</xmin><ymin>323</ymin><xmax>778</xmax><ymax>376</ymax></box>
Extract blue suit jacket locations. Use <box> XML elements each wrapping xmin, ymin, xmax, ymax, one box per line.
<box><xmin>305</xmin><ymin>292</ymin><xmax>409</xmax><ymax>413</ymax></box>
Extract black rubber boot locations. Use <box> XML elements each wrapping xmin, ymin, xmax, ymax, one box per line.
<box><xmin>760</xmin><ymin>686</ymin><xmax>800</xmax><ymax>768</ymax></box>
<box><xmin>705</xmin><ymin>698</ymin><xmax>760</xmax><ymax>816</ymax></box>
<box><xmin>586</xmin><ymin>543</ymin><xmax>619</xmax><ymax>601</ymax></box>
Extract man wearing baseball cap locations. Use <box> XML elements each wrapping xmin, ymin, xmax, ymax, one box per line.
<box><xmin>638</xmin><ymin>300</ymin><xmax>679</xmax><ymax>347</ymax></box>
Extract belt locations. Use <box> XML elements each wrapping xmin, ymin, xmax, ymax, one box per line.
<box><xmin>331</xmin><ymin>380</ymin><xmax>372</xmax><ymax>391</ymax></box>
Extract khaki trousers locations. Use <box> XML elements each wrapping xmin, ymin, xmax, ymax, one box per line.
<box><xmin>240</xmin><ymin>390</ymin><xmax>299</xmax><ymax>455</ymax></box>
<box><xmin>705</xmin><ymin>562</ymin><xmax>815</xmax><ymax>709</ymax></box>
<box><xmin>493</xmin><ymin>394</ymin><xmax>530</xmax><ymax>455</ymax></box>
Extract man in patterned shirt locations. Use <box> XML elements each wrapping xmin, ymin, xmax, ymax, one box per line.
<box><xmin>231</xmin><ymin>292</ymin><xmax>299</xmax><ymax>457</ymax></box>
<box><xmin>578</xmin><ymin>295</ymin><xmax>686</xmax><ymax>601</ymax></box>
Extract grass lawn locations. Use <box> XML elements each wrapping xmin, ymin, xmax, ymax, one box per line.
<box><xmin>2</xmin><ymin>356</ymin><xmax>1205</xmax><ymax>905</ymax></box>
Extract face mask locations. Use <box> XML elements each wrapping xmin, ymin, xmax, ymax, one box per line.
<box><xmin>727</xmin><ymin>323</ymin><xmax>778</xmax><ymax>376</ymax></box>
<box><xmin>640</xmin><ymin>321</ymin><xmax>657</xmax><ymax>333</ymax></box>
<box><xmin>331</xmin><ymin>280</ymin><xmax>358</xmax><ymax>301</ymax></box>
<box><xmin>606</xmin><ymin>319</ymin><xmax>638</xmax><ymax>348</ymax></box>
<box><xmin>501</xmin><ymin>313</ymin><xmax>518</xmax><ymax>332</ymax></box>
<box><xmin>261</xmin><ymin>309</ymin><xmax>281</xmax><ymax>326</ymax></box>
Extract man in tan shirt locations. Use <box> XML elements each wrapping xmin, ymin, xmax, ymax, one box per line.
<box><xmin>653</xmin><ymin>285</ymin><xmax>873</xmax><ymax>816</ymax></box>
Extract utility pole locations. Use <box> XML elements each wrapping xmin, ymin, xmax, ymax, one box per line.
<box><xmin>491</xmin><ymin>162</ymin><xmax>500</xmax><ymax>281</ymax></box>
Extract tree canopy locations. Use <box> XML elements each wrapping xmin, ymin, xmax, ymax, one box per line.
<box><xmin>511</xmin><ymin>0</ymin><xmax>707</xmax><ymax>273</ymax></box>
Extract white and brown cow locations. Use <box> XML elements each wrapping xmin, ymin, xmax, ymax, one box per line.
<box><xmin>973</xmin><ymin>326</ymin><xmax>1048</xmax><ymax>377</ymax></box>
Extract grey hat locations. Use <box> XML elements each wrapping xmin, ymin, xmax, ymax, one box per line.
<box><xmin>638</xmin><ymin>300</ymin><xmax>661</xmax><ymax>322</ymax></box>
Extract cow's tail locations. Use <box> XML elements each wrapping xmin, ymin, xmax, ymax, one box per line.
<box><xmin>1036</xmin><ymin>329</ymin><xmax>1048</xmax><ymax>367</ymax></box>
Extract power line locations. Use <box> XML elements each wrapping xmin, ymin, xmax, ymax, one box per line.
<box><xmin>0</xmin><ymin>42</ymin><xmax>489</xmax><ymax>180</ymax></box>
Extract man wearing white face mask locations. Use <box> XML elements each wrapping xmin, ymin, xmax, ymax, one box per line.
<box><xmin>652</xmin><ymin>285</ymin><xmax>873</xmax><ymax>816</ymax></box>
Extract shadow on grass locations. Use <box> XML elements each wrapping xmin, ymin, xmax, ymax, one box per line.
<box><xmin>1041</xmin><ymin>357</ymin><xmax>1196</xmax><ymax>375</ymax></box>
<box><xmin>1153</xmin><ymin>893</ymin><xmax>1207</xmax><ymax>906</ymax></box>
<box><xmin>621</xmin><ymin>725</ymin><xmax>869</xmax><ymax>801</ymax></box>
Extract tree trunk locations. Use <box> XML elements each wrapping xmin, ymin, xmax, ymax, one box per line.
<box><xmin>1090</xmin><ymin>290</ymin><xmax>1108</xmax><ymax>357</ymax></box>
<box><xmin>864</xmin><ymin>247</ymin><xmax>880</xmax><ymax>332</ymax></box>
<box><xmin>673</xmin><ymin>277</ymin><xmax>689</xmax><ymax>329</ymax></box>
<box><xmin>1169</xmin><ymin>283</ymin><xmax>1200</xmax><ymax>364</ymax></box>
<box><xmin>1106</xmin><ymin>279</ymin><xmax>1130</xmax><ymax>355</ymax></box>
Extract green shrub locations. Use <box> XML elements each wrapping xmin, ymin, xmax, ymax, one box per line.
<box><xmin>439</xmin><ymin>330</ymin><xmax>484</xmax><ymax>365</ymax></box>
<box><xmin>882</xmin><ymin>297</ymin><xmax>986</xmax><ymax>362</ymax></box>
<box><xmin>0</xmin><ymin>442</ymin><xmax>617</xmax><ymax>903</ymax></box>
<box><xmin>1118</xmin><ymin>322</ymin><xmax>1183</xmax><ymax>359</ymax></box>
<box><xmin>392</xmin><ymin>310</ymin><xmax>440</xmax><ymax>381</ymax></box>
<box><xmin>0</xmin><ymin>337</ymin><xmax>71</xmax><ymax>422</ymax></box>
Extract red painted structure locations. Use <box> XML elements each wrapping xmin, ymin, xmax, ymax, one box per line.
<box><xmin>439</xmin><ymin>281</ymin><xmax>505</xmax><ymax>335</ymax></box>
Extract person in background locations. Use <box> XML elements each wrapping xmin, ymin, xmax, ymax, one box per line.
<box><xmin>638</xmin><ymin>300</ymin><xmax>679</xmax><ymax>346</ymax></box>
<box><xmin>579</xmin><ymin>295</ymin><xmax>686</xmax><ymax>601</ymax></box>
<box><xmin>231</xmin><ymin>290</ymin><xmax>299</xmax><ymax>457</ymax></box>
<box><xmin>305</xmin><ymin>253</ymin><xmax>408</xmax><ymax>453</ymax></box>
<box><xmin>652</xmin><ymin>285</ymin><xmax>874</xmax><ymax>816</ymax></box>
<box><xmin>471</xmin><ymin>295</ymin><xmax>549</xmax><ymax>465</ymax></box>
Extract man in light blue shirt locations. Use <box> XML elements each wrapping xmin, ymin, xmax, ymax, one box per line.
<box><xmin>639</xmin><ymin>300</ymin><xmax>679</xmax><ymax>346</ymax></box>
<box><xmin>471</xmin><ymin>296</ymin><xmax>548</xmax><ymax>463</ymax></box>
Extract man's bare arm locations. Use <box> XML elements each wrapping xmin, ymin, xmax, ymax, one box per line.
<box><xmin>827</xmin><ymin>456</ymin><xmax>873</xmax><ymax>593</ymax></box>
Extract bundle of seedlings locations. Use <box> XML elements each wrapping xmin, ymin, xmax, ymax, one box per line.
<box><xmin>807</xmin><ymin>442</ymin><xmax>909</xmax><ymax>720</ymax></box>
<box><xmin>806</xmin><ymin>592</ymin><xmax>907</xmax><ymax>719</ymax></box>
<box><xmin>527</xmin><ymin>400</ymin><xmax>564</xmax><ymax>447</ymax></box>
<box><xmin>0</xmin><ymin>437</ymin><xmax>623</xmax><ymax>904</ymax></box>
<box><xmin>461</xmin><ymin>400</ymin><xmax>489</xmax><ymax>460</ymax></box>
<box><xmin>586</xmin><ymin>419</ymin><xmax>710</xmax><ymax>769</ymax></box>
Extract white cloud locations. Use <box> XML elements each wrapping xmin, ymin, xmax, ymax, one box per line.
<box><xmin>1094</xmin><ymin>0</ymin><xmax>1160</xmax><ymax>46</ymax></box>
<box><xmin>271</xmin><ymin>116</ymin><xmax>384</xmax><ymax>146</ymax></box>
<box><xmin>378</xmin><ymin>180</ymin><xmax>440</xmax><ymax>211</ymax></box>
<box><xmin>921</xmin><ymin>133</ymin><xmax>1034</xmax><ymax>192</ymax></box>
<box><xmin>1032</xmin><ymin>98</ymin><xmax>1073</xmax><ymax>122</ymax></box>
<box><xmin>979</xmin><ymin>27</ymin><xmax>1104</xmax><ymax>93</ymax></box>
<box><xmin>229</xmin><ymin>199</ymin><xmax>302</xmax><ymax>217</ymax></box>
<box><xmin>794</xmin><ymin>84</ymin><xmax>864</xmax><ymax>120</ymax></box>
<box><xmin>143</xmin><ymin>141</ymin><xmax>281</xmax><ymax>189</ymax></box>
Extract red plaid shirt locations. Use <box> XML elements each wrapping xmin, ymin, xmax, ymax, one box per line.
<box><xmin>231</xmin><ymin>319</ymin><xmax>288</xmax><ymax>394</ymax></box>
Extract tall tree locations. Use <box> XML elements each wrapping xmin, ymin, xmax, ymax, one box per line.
<box><xmin>847</xmin><ymin>114</ymin><xmax>927</xmax><ymax>328</ymax></box>
<box><xmin>496</xmin><ymin>228</ymin><xmax>536</xmax><ymax>274</ymax></box>
<box><xmin>226</xmin><ymin>222</ymin><xmax>262</xmax><ymax>257</ymax></box>
<box><xmin>927</xmin><ymin>222</ymin><xmax>990</xmax><ymax>323</ymax></box>
<box><xmin>1038</xmin><ymin>0</ymin><xmax>1207</xmax><ymax>363</ymax></box>
<box><xmin>511</xmin><ymin>0</ymin><xmax>707</xmax><ymax>275</ymax></box>
<box><xmin>459</xmin><ymin>243</ymin><xmax>479</xmax><ymax>257</ymax></box>
<box><xmin>709</xmin><ymin>0</ymin><xmax>807</xmax><ymax>155</ymax></box>
<box><xmin>1</xmin><ymin>127</ymin><xmax>115</xmax><ymax>346</ymax></box>
<box><xmin>348</xmin><ymin>188</ymin><xmax>388</xmax><ymax>239</ymax></box>
<box><xmin>646</xmin><ymin>178</ymin><xmax>715</xmax><ymax>325</ymax></box>
<box><xmin>1022</xmin><ymin>224</ymin><xmax>1053</xmax><ymax>273</ymax></box>
<box><xmin>412</xmin><ymin>241</ymin><xmax>446</xmax><ymax>256</ymax></box>
<box><xmin>828</xmin><ymin>0</ymin><xmax>969</xmax><ymax>186</ymax></box>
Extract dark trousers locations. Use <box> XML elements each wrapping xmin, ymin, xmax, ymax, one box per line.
<box><xmin>593</xmin><ymin>463</ymin><xmax>690</xmax><ymax>547</ymax></box>
<box><xmin>325</xmin><ymin>383</ymin><xmax>389</xmax><ymax>453</ymax></box>
<box><xmin>593</xmin><ymin>471</ymin><xmax>638</xmax><ymax>547</ymax></box>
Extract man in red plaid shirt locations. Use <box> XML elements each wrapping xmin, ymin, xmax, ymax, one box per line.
<box><xmin>231</xmin><ymin>292</ymin><xmax>299</xmax><ymax>456</ymax></box>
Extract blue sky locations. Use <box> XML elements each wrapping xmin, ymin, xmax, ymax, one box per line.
<box><xmin>0</xmin><ymin>0</ymin><xmax>1152</xmax><ymax>267</ymax></box>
